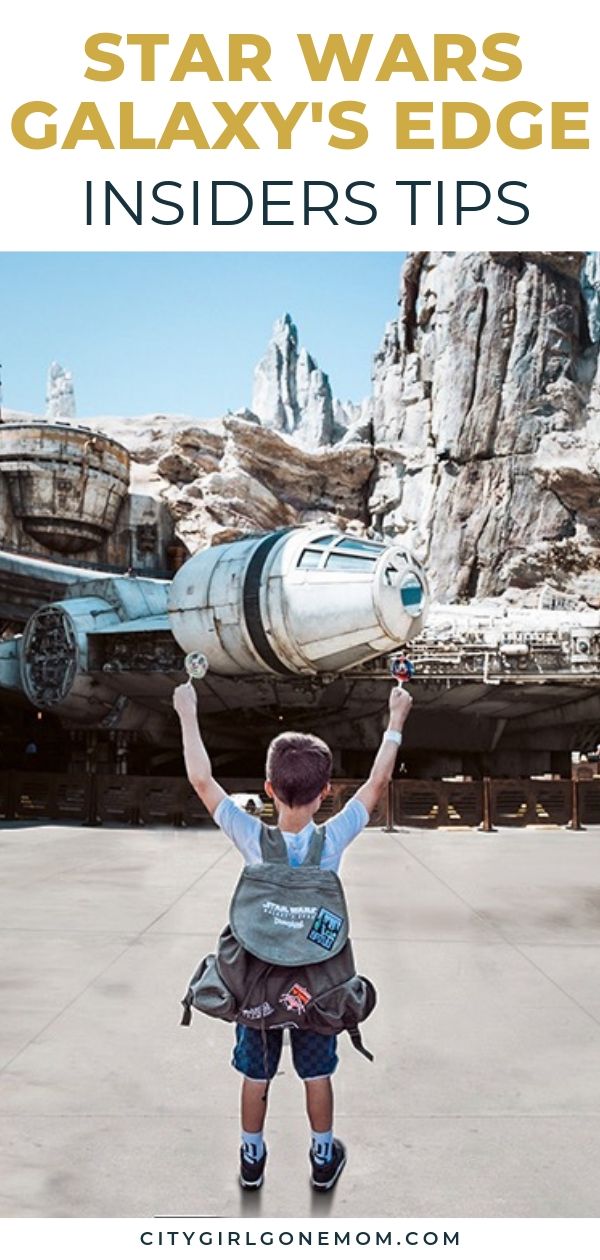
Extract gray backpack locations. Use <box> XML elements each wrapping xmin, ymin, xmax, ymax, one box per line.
<box><xmin>181</xmin><ymin>823</ymin><xmax>377</xmax><ymax>1063</ymax></box>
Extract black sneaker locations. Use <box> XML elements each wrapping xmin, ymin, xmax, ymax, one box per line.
<box><xmin>310</xmin><ymin>1138</ymin><xmax>347</xmax><ymax>1192</ymax></box>
<box><xmin>239</xmin><ymin>1144</ymin><xmax>267</xmax><ymax>1191</ymax></box>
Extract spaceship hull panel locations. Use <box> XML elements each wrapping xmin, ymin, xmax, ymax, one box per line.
<box><xmin>167</xmin><ymin>527</ymin><xmax>429</xmax><ymax>677</ymax></box>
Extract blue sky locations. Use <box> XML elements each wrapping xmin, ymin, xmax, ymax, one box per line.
<box><xmin>0</xmin><ymin>253</ymin><xmax>405</xmax><ymax>417</ymax></box>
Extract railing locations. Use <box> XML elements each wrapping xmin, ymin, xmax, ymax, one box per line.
<box><xmin>392</xmin><ymin>779</ymin><xmax>483</xmax><ymax>829</ymax></box>
<box><xmin>487</xmin><ymin>778</ymin><xmax>572</xmax><ymax>828</ymax></box>
<box><xmin>0</xmin><ymin>771</ymin><xmax>598</xmax><ymax>830</ymax></box>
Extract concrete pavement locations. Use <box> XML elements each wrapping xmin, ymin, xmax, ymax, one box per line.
<box><xmin>1</xmin><ymin>820</ymin><xmax>600</xmax><ymax>1217</ymax></box>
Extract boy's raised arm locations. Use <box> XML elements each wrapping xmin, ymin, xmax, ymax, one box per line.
<box><xmin>173</xmin><ymin>681</ymin><xmax>227</xmax><ymax>815</ymax></box>
<box><xmin>354</xmin><ymin>684</ymin><xmax>413</xmax><ymax>816</ymax></box>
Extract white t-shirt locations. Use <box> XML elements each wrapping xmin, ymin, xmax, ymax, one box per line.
<box><xmin>213</xmin><ymin>795</ymin><xmax>369</xmax><ymax>872</ymax></box>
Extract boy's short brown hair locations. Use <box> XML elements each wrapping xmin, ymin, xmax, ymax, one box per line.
<box><xmin>265</xmin><ymin>731</ymin><xmax>333</xmax><ymax>807</ymax></box>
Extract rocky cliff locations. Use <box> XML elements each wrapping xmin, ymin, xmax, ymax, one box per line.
<box><xmin>369</xmin><ymin>251</ymin><xmax>600</xmax><ymax>606</ymax></box>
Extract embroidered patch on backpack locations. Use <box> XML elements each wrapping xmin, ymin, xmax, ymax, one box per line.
<box><xmin>307</xmin><ymin>907</ymin><xmax>344</xmax><ymax>951</ymax></box>
<box><xmin>280</xmin><ymin>984</ymin><xmax>311</xmax><ymax>1015</ymax></box>
<box><xmin>241</xmin><ymin>1001</ymin><xmax>275</xmax><ymax>1021</ymax></box>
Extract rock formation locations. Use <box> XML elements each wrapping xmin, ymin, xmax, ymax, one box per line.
<box><xmin>251</xmin><ymin>313</ymin><xmax>353</xmax><ymax>448</ymax></box>
<box><xmin>369</xmin><ymin>251</ymin><xmax>600</xmax><ymax>605</ymax></box>
<box><xmin>46</xmin><ymin>362</ymin><xmax>76</xmax><ymax>419</ymax></box>
<box><xmin>131</xmin><ymin>414</ymin><xmax>373</xmax><ymax>553</ymax></box>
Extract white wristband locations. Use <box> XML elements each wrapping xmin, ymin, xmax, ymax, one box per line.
<box><xmin>384</xmin><ymin>730</ymin><xmax>403</xmax><ymax>746</ymax></box>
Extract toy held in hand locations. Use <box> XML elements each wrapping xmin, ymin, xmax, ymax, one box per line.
<box><xmin>391</xmin><ymin>651</ymin><xmax>415</xmax><ymax>685</ymax></box>
<box><xmin>184</xmin><ymin>651</ymin><xmax>209</xmax><ymax>680</ymax></box>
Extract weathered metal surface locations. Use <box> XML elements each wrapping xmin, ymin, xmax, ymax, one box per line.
<box><xmin>0</xmin><ymin>772</ymin><xmax>93</xmax><ymax>822</ymax></box>
<box><xmin>409</xmin><ymin>604</ymin><xmax>600</xmax><ymax>683</ymax></box>
<box><xmin>20</xmin><ymin>597</ymin><xmax>120</xmax><ymax>716</ymax></box>
<box><xmin>21</xmin><ymin>604</ymin><xmax>80</xmax><ymax>706</ymax></box>
<box><xmin>1</xmin><ymin>535</ymin><xmax>600</xmax><ymax>775</ymax></box>
<box><xmin>168</xmin><ymin>527</ymin><xmax>429</xmax><ymax>676</ymax></box>
<box><xmin>392</xmin><ymin>779</ymin><xmax>484</xmax><ymax>829</ymax></box>
<box><xmin>0</xmin><ymin>635</ymin><xmax>21</xmax><ymax>691</ymax></box>
<box><xmin>581</xmin><ymin>780</ymin><xmax>600</xmax><ymax>824</ymax></box>
<box><xmin>95</xmin><ymin>628</ymin><xmax>183</xmax><ymax>675</ymax></box>
<box><xmin>489</xmin><ymin>778</ymin><xmax>572</xmax><ymax>828</ymax></box>
<box><xmin>0</xmin><ymin>422</ymin><xmax>130</xmax><ymax>554</ymax></box>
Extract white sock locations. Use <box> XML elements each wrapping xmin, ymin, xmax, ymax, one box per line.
<box><xmin>311</xmin><ymin>1129</ymin><xmax>333</xmax><ymax>1164</ymax></box>
<box><xmin>241</xmin><ymin>1129</ymin><xmax>264</xmax><ymax>1163</ymax></box>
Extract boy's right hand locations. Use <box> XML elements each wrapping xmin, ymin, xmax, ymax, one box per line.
<box><xmin>389</xmin><ymin>683</ymin><xmax>413</xmax><ymax>730</ymax></box>
<box><xmin>173</xmin><ymin>681</ymin><xmax>198</xmax><ymax>720</ymax></box>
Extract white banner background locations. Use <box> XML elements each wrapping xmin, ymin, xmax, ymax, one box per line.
<box><xmin>0</xmin><ymin>0</ymin><xmax>598</xmax><ymax>1246</ymax></box>
<box><xmin>1</xmin><ymin>1218</ymin><xmax>600</xmax><ymax>1258</ymax></box>
<box><xmin>0</xmin><ymin>0</ymin><xmax>596</xmax><ymax>249</ymax></box>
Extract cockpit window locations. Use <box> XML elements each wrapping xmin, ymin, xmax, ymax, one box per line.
<box><xmin>335</xmin><ymin>538</ymin><xmax>385</xmax><ymax>555</ymax></box>
<box><xmin>325</xmin><ymin>553</ymin><xmax>377</xmax><ymax>572</ymax></box>
<box><xmin>399</xmin><ymin>573</ymin><xmax>425</xmax><ymax>614</ymax></box>
<box><xmin>298</xmin><ymin>550</ymin><xmax>323</xmax><ymax>569</ymax></box>
<box><xmin>297</xmin><ymin>533</ymin><xmax>383</xmax><ymax>571</ymax></box>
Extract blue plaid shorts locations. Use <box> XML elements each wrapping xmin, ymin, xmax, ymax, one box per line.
<box><xmin>232</xmin><ymin>1024</ymin><xmax>338</xmax><ymax>1081</ymax></box>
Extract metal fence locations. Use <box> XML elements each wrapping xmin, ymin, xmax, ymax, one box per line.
<box><xmin>0</xmin><ymin>771</ymin><xmax>599</xmax><ymax>830</ymax></box>
<box><xmin>392</xmin><ymin>780</ymin><xmax>483</xmax><ymax>829</ymax></box>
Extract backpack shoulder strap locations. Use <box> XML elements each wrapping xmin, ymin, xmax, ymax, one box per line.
<box><xmin>301</xmin><ymin>823</ymin><xmax>327</xmax><ymax>867</ymax></box>
<box><xmin>258</xmin><ymin>823</ymin><xmax>288</xmax><ymax>864</ymax></box>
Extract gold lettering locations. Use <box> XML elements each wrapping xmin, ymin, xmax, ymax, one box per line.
<box><xmin>396</xmin><ymin>103</ymin><xmax>434</xmax><ymax>148</ymax></box>
<box><xmin>119</xmin><ymin>102</ymin><xmax>156</xmax><ymax>148</ymax></box>
<box><xmin>497</xmin><ymin>101</ymin><xmax>542</xmax><ymax>149</ymax></box>
<box><xmin>433</xmin><ymin>34</ymin><xmax>477</xmax><ymax>81</ymax></box>
<box><xmin>377</xmin><ymin>35</ymin><xmax>428</xmax><ymax>82</ymax></box>
<box><xmin>157</xmin><ymin>102</ymin><xmax>210</xmax><ymax>148</ymax></box>
<box><xmin>482</xmin><ymin>33</ymin><xmax>522</xmax><ymax>81</ymax></box>
<box><xmin>261</xmin><ymin>102</ymin><xmax>308</xmax><ymax>148</ymax></box>
<box><xmin>329</xmin><ymin>101</ymin><xmax>368</xmax><ymax>149</ymax></box>
<box><xmin>62</xmin><ymin>102</ymin><xmax>114</xmax><ymax>149</ymax></box>
<box><xmin>552</xmin><ymin>102</ymin><xmax>589</xmax><ymax>148</ymax></box>
<box><xmin>229</xmin><ymin>34</ymin><xmax>272</xmax><ymax>81</ymax></box>
<box><xmin>126</xmin><ymin>34</ymin><xmax>170</xmax><ymax>82</ymax></box>
<box><xmin>298</xmin><ymin>33</ymin><xmax>373</xmax><ymax>82</ymax></box>
<box><xmin>84</xmin><ymin>33</ymin><xmax>124</xmax><ymax>82</ymax></box>
<box><xmin>213</xmin><ymin>102</ymin><xmax>259</xmax><ymax>149</ymax></box>
<box><xmin>11</xmin><ymin>101</ymin><xmax>57</xmax><ymax>149</ymax></box>
<box><xmin>443</xmin><ymin>102</ymin><xmax>490</xmax><ymax>148</ymax></box>
<box><xmin>170</xmin><ymin>34</ymin><xmax>224</xmax><ymax>82</ymax></box>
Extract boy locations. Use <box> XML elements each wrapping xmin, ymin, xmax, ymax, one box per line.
<box><xmin>173</xmin><ymin>680</ymin><xmax>413</xmax><ymax>1192</ymax></box>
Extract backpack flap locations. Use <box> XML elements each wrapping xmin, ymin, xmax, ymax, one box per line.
<box><xmin>181</xmin><ymin>951</ymin><xmax>238</xmax><ymax>1025</ymax></box>
<box><xmin>306</xmin><ymin>973</ymin><xmax>377</xmax><ymax>1033</ymax></box>
<box><xmin>306</xmin><ymin>974</ymin><xmax>378</xmax><ymax>1061</ymax></box>
<box><xmin>230</xmin><ymin>860</ymin><xmax>349</xmax><ymax>967</ymax></box>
